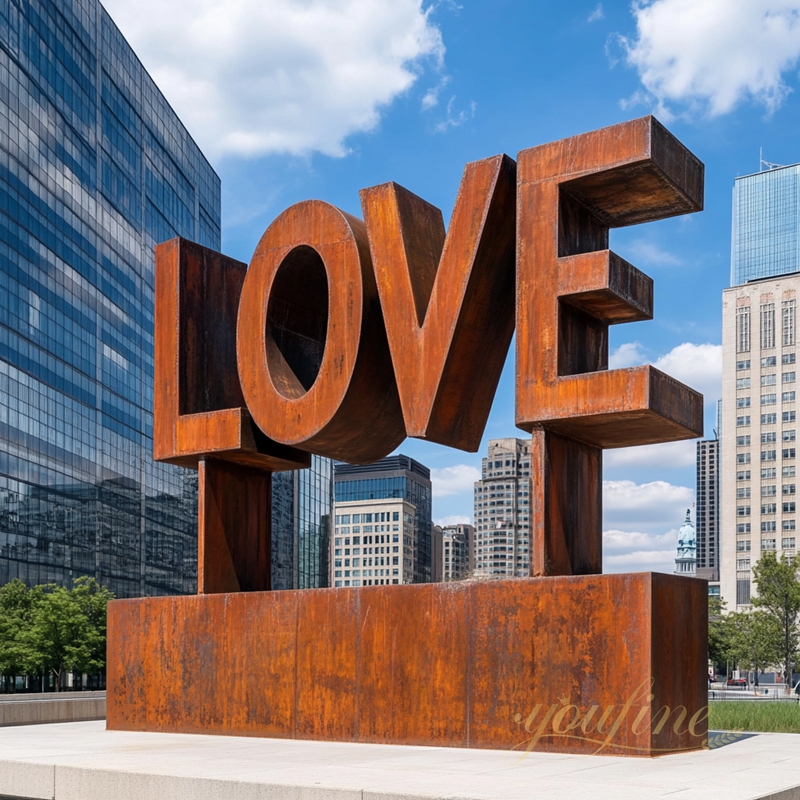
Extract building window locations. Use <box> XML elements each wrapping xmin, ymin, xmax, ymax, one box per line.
<box><xmin>763</xmin><ymin>356</ymin><xmax>778</xmax><ymax>367</ymax></box>
<box><xmin>784</xmin><ymin>430</ymin><xmax>797</xmax><ymax>442</ymax></box>
<box><xmin>762</xmin><ymin>303</ymin><xmax>776</xmax><ymax>349</ymax></box>
<box><xmin>783</xmin><ymin>520</ymin><xmax>796</xmax><ymax>531</ymax></box>
<box><xmin>761</xmin><ymin>432</ymin><xmax>776</xmax><ymax>443</ymax></box>
<box><xmin>737</xmin><ymin>559</ymin><xmax>751</xmax><ymax>570</ymax></box>
<box><xmin>783</xmin><ymin>353</ymin><xmax>797</xmax><ymax>365</ymax></box>
<box><xmin>736</xmin><ymin>580</ymin><xmax>751</xmax><ymax>605</ymax></box>
<box><xmin>784</xmin><ymin>372</ymin><xmax>797</xmax><ymax>384</ymax></box>
<box><xmin>762</xmin><ymin>394</ymin><xmax>777</xmax><ymax>405</ymax></box>
<box><xmin>736</xmin><ymin>537</ymin><xmax>751</xmax><ymax>548</ymax></box>
<box><xmin>762</xmin><ymin>374</ymin><xmax>777</xmax><ymax>386</ymax></box>
<box><xmin>785</xmin><ymin>411</ymin><xmax>797</xmax><ymax>422</ymax></box>
<box><xmin>783</xmin><ymin>392</ymin><xmax>797</xmax><ymax>402</ymax></box>
<box><xmin>761</xmin><ymin>450</ymin><xmax>776</xmax><ymax>461</ymax></box>
<box><xmin>737</xmin><ymin>377</ymin><xmax>751</xmax><ymax>389</ymax></box>
<box><xmin>783</xmin><ymin>300</ymin><xmax>796</xmax><ymax>346</ymax></box>
<box><xmin>761</xmin><ymin>485</ymin><xmax>776</xmax><ymax>496</ymax></box>
<box><xmin>738</xmin><ymin>397</ymin><xmax>751</xmax><ymax>408</ymax></box>
<box><xmin>737</xmin><ymin>435</ymin><xmax>751</xmax><ymax>445</ymax></box>
<box><xmin>737</xmin><ymin>506</ymin><xmax>751</xmax><ymax>516</ymax></box>
<box><xmin>737</xmin><ymin>416</ymin><xmax>751</xmax><ymax>426</ymax></box>
<box><xmin>737</xmin><ymin>307</ymin><xmax>751</xmax><ymax>353</ymax></box>
<box><xmin>762</xmin><ymin>538</ymin><xmax>777</xmax><ymax>550</ymax></box>
<box><xmin>784</xmin><ymin>448</ymin><xmax>797</xmax><ymax>459</ymax></box>
<box><xmin>762</xmin><ymin>521</ymin><xmax>777</xmax><ymax>531</ymax></box>
<box><xmin>763</xmin><ymin>413</ymin><xmax>778</xmax><ymax>424</ymax></box>
<box><xmin>738</xmin><ymin>359</ymin><xmax>751</xmax><ymax>370</ymax></box>
<box><xmin>762</xmin><ymin>504</ymin><xmax>777</xmax><ymax>515</ymax></box>
<box><xmin>784</xmin><ymin>502</ymin><xmax>797</xmax><ymax>513</ymax></box>
<box><xmin>737</xmin><ymin>470</ymin><xmax>751</xmax><ymax>481</ymax></box>
<box><xmin>784</xmin><ymin>466</ymin><xmax>797</xmax><ymax>477</ymax></box>
<box><xmin>783</xmin><ymin>537</ymin><xmax>797</xmax><ymax>549</ymax></box>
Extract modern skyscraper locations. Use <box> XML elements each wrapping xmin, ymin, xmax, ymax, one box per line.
<box><xmin>271</xmin><ymin>456</ymin><xmax>334</xmax><ymax>590</ymax></box>
<box><xmin>331</xmin><ymin>455</ymin><xmax>432</xmax><ymax>587</ymax></box>
<box><xmin>0</xmin><ymin>0</ymin><xmax>220</xmax><ymax>596</ymax></box>
<box><xmin>472</xmin><ymin>438</ymin><xmax>532</xmax><ymax>579</ymax></box>
<box><xmin>721</xmin><ymin>275</ymin><xmax>798</xmax><ymax>608</ymax></box>
<box><xmin>731</xmin><ymin>164</ymin><xmax>800</xmax><ymax>285</ymax></box>
<box><xmin>696</xmin><ymin>438</ymin><xmax>720</xmax><ymax>594</ymax></box>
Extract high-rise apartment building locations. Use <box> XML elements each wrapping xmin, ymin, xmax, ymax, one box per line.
<box><xmin>331</xmin><ymin>455</ymin><xmax>432</xmax><ymax>587</ymax></box>
<box><xmin>722</xmin><ymin>164</ymin><xmax>800</xmax><ymax>610</ymax></box>
<box><xmin>0</xmin><ymin>0</ymin><xmax>221</xmax><ymax>596</ymax></box>
<box><xmin>472</xmin><ymin>438</ymin><xmax>532</xmax><ymax>579</ymax></box>
<box><xmin>732</xmin><ymin>164</ymin><xmax>800</xmax><ymax>285</ymax></box>
<box><xmin>440</xmin><ymin>523</ymin><xmax>473</xmax><ymax>582</ymax></box>
<box><xmin>696</xmin><ymin>438</ymin><xmax>720</xmax><ymax>593</ymax></box>
<box><xmin>721</xmin><ymin>277</ymin><xmax>799</xmax><ymax>608</ymax></box>
<box><xmin>271</xmin><ymin>456</ymin><xmax>334</xmax><ymax>590</ymax></box>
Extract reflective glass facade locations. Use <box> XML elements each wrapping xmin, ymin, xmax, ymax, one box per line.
<box><xmin>0</xmin><ymin>0</ymin><xmax>220</xmax><ymax>596</ymax></box>
<box><xmin>732</xmin><ymin>165</ymin><xmax>800</xmax><ymax>285</ymax></box>
<box><xmin>334</xmin><ymin>455</ymin><xmax>432</xmax><ymax>583</ymax></box>
<box><xmin>271</xmin><ymin>456</ymin><xmax>333</xmax><ymax>590</ymax></box>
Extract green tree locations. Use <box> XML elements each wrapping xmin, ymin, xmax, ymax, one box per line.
<box><xmin>753</xmin><ymin>552</ymin><xmax>800</xmax><ymax>691</ymax></box>
<box><xmin>727</xmin><ymin>609</ymin><xmax>781</xmax><ymax>686</ymax></box>
<box><xmin>0</xmin><ymin>579</ymin><xmax>36</xmax><ymax>690</ymax></box>
<box><xmin>21</xmin><ymin>578</ymin><xmax>113</xmax><ymax>692</ymax></box>
<box><xmin>708</xmin><ymin>596</ymin><xmax>733</xmax><ymax>672</ymax></box>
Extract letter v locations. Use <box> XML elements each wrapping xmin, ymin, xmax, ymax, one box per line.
<box><xmin>360</xmin><ymin>154</ymin><xmax>516</xmax><ymax>452</ymax></box>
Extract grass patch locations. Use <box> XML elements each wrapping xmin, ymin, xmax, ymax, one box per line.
<box><xmin>709</xmin><ymin>701</ymin><xmax>800</xmax><ymax>734</ymax></box>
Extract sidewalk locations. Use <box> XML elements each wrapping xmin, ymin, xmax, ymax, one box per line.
<box><xmin>0</xmin><ymin>720</ymin><xmax>799</xmax><ymax>800</ymax></box>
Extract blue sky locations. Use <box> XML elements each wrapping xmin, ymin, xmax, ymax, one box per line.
<box><xmin>104</xmin><ymin>0</ymin><xmax>800</xmax><ymax>572</ymax></box>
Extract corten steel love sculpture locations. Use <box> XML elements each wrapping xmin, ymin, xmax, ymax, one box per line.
<box><xmin>108</xmin><ymin>117</ymin><xmax>709</xmax><ymax>757</ymax></box>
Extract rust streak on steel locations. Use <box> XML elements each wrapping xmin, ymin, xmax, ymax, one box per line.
<box><xmin>516</xmin><ymin>116</ymin><xmax>705</xmax><ymax>577</ymax></box>
<box><xmin>107</xmin><ymin>574</ymin><xmax>708</xmax><ymax>756</ymax></box>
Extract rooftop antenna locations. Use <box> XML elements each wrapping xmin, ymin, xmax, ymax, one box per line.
<box><xmin>761</xmin><ymin>147</ymin><xmax>784</xmax><ymax>171</ymax></box>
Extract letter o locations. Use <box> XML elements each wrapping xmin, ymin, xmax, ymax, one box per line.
<box><xmin>237</xmin><ymin>200</ymin><xmax>405</xmax><ymax>463</ymax></box>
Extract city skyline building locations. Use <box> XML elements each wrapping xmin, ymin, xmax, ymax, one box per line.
<box><xmin>331</xmin><ymin>455</ymin><xmax>432</xmax><ymax>587</ymax></box>
<box><xmin>271</xmin><ymin>456</ymin><xmax>334</xmax><ymax>590</ymax></box>
<box><xmin>696</xmin><ymin>438</ymin><xmax>720</xmax><ymax>594</ymax></box>
<box><xmin>732</xmin><ymin>163</ymin><xmax>800</xmax><ymax>285</ymax></box>
<box><xmin>472</xmin><ymin>438</ymin><xmax>532</xmax><ymax>579</ymax></box>
<box><xmin>440</xmin><ymin>523</ymin><xmax>473</xmax><ymax>582</ymax></box>
<box><xmin>721</xmin><ymin>274</ymin><xmax>799</xmax><ymax>609</ymax></box>
<box><xmin>0</xmin><ymin>0</ymin><xmax>220</xmax><ymax>596</ymax></box>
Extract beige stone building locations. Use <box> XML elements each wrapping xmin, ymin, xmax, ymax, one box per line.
<box><xmin>721</xmin><ymin>277</ymin><xmax>798</xmax><ymax>609</ymax></box>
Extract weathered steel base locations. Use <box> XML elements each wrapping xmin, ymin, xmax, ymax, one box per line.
<box><xmin>107</xmin><ymin>573</ymin><xmax>707</xmax><ymax>757</ymax></box>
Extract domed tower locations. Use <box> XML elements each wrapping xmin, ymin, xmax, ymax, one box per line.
<box><xmin>674</xmin><ymin>508</ymin><xmax>697</xmax><ymax>576</ymax></box>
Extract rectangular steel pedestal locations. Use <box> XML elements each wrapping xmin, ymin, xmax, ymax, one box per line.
<box><xmin>107</xmin><ymin>573</ymin><xmax>707</xmax><ymax>756</ymax></box>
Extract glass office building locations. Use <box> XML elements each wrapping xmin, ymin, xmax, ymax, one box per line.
<box><xmin>271</xmin><ymin>456</ymin><xmax>334</xmax><ymax>590</ymax></box>
<box><xmin>334</xmin><ymin>455</ymin><xmax>432</xmax><ymax>583</ymax></box>
<box><xmin>732</xmin><ymin>164</ymin><xmax>800</xmax><ymax>286</ymax></box>
<box><xmin>0</xmin><ymin>0</ymin><xmax>220</xmax><ymax>596</ymax></box>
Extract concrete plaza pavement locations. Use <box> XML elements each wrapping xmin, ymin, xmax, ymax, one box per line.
<box><xmin>0</xmin><ymin>720</ymin><xmax>799</xmax><ymax>800</ymax></box>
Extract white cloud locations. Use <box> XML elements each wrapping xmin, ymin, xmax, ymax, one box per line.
<box><xmin>607</xmin><ymin>341</ymin><xmax>721</xmax><ymax>402</ymax></box>
<box><xmin>603</xmin><ymin>479</ymin><xmax>693</xmax><ymax>532</ymax></box>
<box><xmin>605</xmin><ymin>438</ymin><xmax>697</xmax><ymax>469</ymax></box>
<box><xmin>435</xmin><ymin>96</ymin><xmax>477</xmax><ymax>132</ymax></box>
<box><xmin>430</xmin><ymin>464</ymin><xmax>481</xmax><ymax>497</ymax></box>
<box><xmin>653</xmin><ymin>342</ymin><xmax>722</xmax><ymax>404</ymax></box>
<box><xmin>619</xmin><ymin>0</ymin><xmax>800</xmax><ymax>119</ymax></box>
<box><xmin>588</xmin><ymin>3</ymin><xmax>605</xmax><ymax>23</ymax></box>
<box><xmin>421</xmin><ymin>75</ymin><xmax>451</xmax><ymax>110</ymax></box>
<box><xmin>621</xmin><ymin>238</ymin><xmax>682</xmax><ymax>267</ymax></box>
<box><xmin>609</xmin><ymin>341</ymin><xmax>646</xmax><ymax>369</ymax></box>
<box><xmin>435</xmin><ymin>514</ymin><xmax>472</xmax><ymax>526</ymax></box>
<box><xmin>103</xmin><ymin>0</ymin><xmax>444</xmax><ymax>159</ymax></box>
<box><xmin>603</xmin><ymin>534</ymin><xmax>677</xmax><ymax>574</ymax></box>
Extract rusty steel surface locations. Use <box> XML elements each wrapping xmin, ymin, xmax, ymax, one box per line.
<box><xmin>236</xmin><ymin>200</ymin><xmax>405</xmax><ymax>465</ymax></box>
<box><xmin>107</xmin><ymin>573</ymin><xmax>708</xmax><ymax>756</ymax></box>
<box><xmin>516</xmin><ymin>116</ymin><xmax>704</xmax><ymax>576</ymax></box>
<box><xmin>360</xmin><ymin>154</ymin><xmax>516</xmax><ymax>452</ymax></box>
<box><xmin>124</xmin><ymin>115</ymin><xmax>711</xmax><ymax>757</ymax></box>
